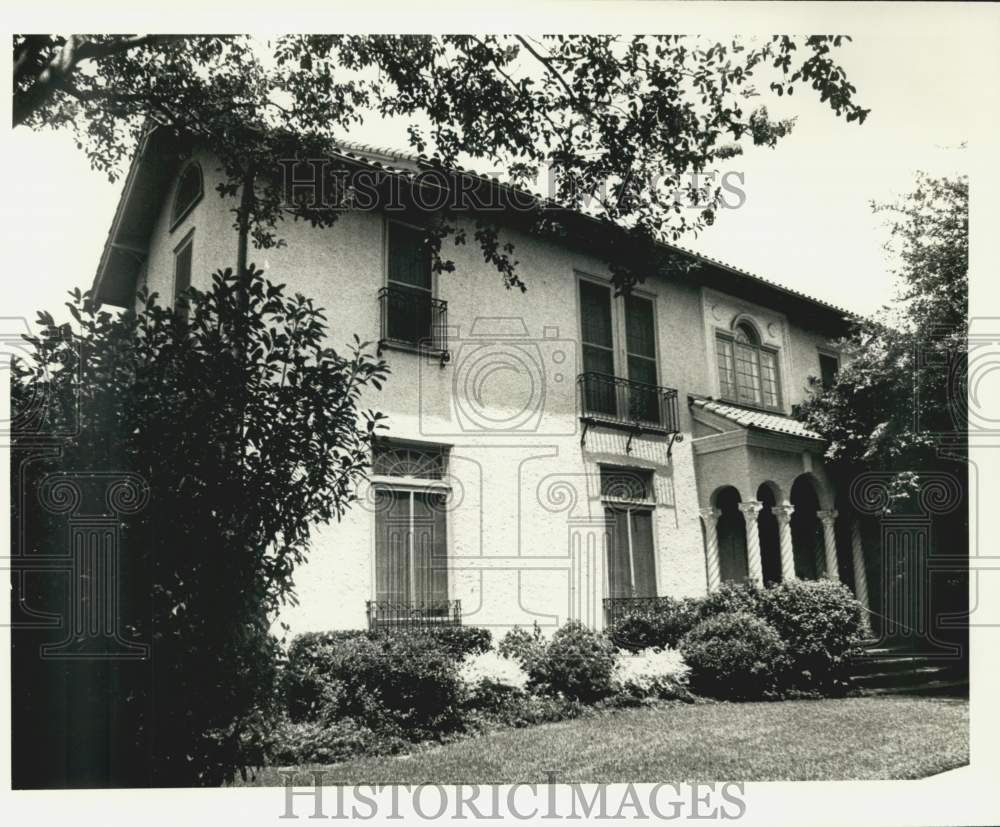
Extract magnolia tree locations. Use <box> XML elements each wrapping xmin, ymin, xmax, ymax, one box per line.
<box><xmin>12</xmin><ymin>271</ymin><xmax>387</xmax><ymax>785</ymax></box>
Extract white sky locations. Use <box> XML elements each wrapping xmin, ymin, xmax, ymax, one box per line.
<box><xmin>0</xmin><ymin>29</ymin><xmax>988</xmax><ymax>327</ymax></box>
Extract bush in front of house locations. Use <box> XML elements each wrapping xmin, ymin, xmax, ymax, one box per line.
<box><xmin>497</xmin><ymin>623</ymin><xmax>547</xmax><ymax>669</ymax></box>
<box><xmin>758</xmin><ymin>579</ymin><xmax>866</xmax><ymax>694</ymax></box>
<box><xmin>282</xmin><ymin>626</ymin><xmax>492</xmax><ymax>724</ymax></box>
<box><xmin>607</xmin><ymin>597</ymin><xmax>702</xmax><ymax>651</ymax></box>
<box><xmin>527</xmin><ymin>620</ymin><xmax>617</xmax><ymax>702</ymax></box>
<box><xmin>695</xmin><ymin>582</ymin><xmax>764</xmax><ymax>621</ymax></box>
<box><xmin>680</xmin><ymin>612</ymin><xmax>788</xmax><ymax>700</ymax></box>
<box><xmin>611</xmin><ymin>647</ymin><xmax>692</xmax><ymax>701</ymax></box>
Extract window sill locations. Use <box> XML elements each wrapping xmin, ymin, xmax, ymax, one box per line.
<box><xmin>377</xmin><ymin>338</ymin><xmax>450</xmax><ymax>365</ymax></box>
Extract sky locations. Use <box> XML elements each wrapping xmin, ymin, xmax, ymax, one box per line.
<box><xmin>0</xmin><ymin>30</ymin><xmax>987</xmax><ymax>329</ymax></box>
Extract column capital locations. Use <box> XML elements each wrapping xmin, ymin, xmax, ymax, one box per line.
<box><xmin>698</xmin><ymin>506</ymin><xmax>721</xmax><ymax>524</ymax></box>
<box><xmin>737</xmin><ymin>500</ymin><xmax>765</xmax><ymax>523</ymax></box>
<box><xmin>771</xmin><ymin>503</ymin><xmax>795</xmax><ymax>524</ymax></box>
<box><xmin>816</xmin><ymin>509</ymin><xmax>839</xmax><ymax>527</ymax></box>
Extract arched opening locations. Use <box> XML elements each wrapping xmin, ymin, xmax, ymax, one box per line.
<box><xmin>756</xmin><ymin>482</ymin><xmax>782</xmax><ymax>584</ymax></box>
<box><xmin>171</xmin><ymin>161</ymin><xmax>203</xmax><ymax>227</ymax></box>
<box><xmin>790</xmin><ymin>475</ymin><xmax>823</xmax><ymax>579</ymax></box>
<box><xmin>714</xmin><ymin>486</ymin><xmax>748</xmax><ymax>584</ymax></box>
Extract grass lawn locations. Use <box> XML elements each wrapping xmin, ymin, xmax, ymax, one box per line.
<box><xmin>242</xmin><ymin>695</ymin><xmax>968</xmax><ymax>785</ymax></box>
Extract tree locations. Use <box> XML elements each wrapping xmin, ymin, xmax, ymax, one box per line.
<box><xmin>15</xmin><ymin>34</ymin><xmax>870</xmax><ymax>291</ymax></box>
<box><xmin>11</xmin><ymin>271</ymin><xmax>388</xmax><ymax>785</ymax></box>
<box><xmin>795</xmin><ymin>173</ymin><xmax>968</xmax><ymax>508</ymax></box>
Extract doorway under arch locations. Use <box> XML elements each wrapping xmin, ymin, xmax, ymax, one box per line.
<box><xmin>790</xmin><ymin>475</ymin><xmax>823</xmax><ymax>579</ymax></box>
<box><xmin>714</xmin><ymin>486</ymin><xmax>749</xmax><ymax>584</ymax></box>
<box><xmin>756</xmin><ymin>483</ymin><xmax>782</xmax><ymax>584</ymax></box>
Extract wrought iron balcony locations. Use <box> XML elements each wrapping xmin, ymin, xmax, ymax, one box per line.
<box><xmin>377</xmin><ymin>286</ymin><xmax>449</xmax><ymax>363</ymax></box>
<box><xmin>365</xmin><ymin>599</ymin><xmax>462</xmax><ymax>630</ymax></box>
<box><xmin>577</xmin><ymin>372</ymin><xmax>680</xmax><ymax>434</ymax></box>
<box><xmin>603</xmin><ymin>596</ymin><xmax>677</xmax><ymax>628</ymax></box>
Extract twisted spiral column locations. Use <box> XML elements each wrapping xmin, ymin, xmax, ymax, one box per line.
<box><xmin>772</xmin><ymin>503</ymin><xmax>796</xmax><ymax>582</ymax></box>
<box><xmin>737</xmin><ymin>501</ymin><xmax>765</xmax><ymax>588</ymax></box>
<box><xmin>699</xmin><ymin>507</ymin><xmax>722</xmax><ymax>592</ymax></box>
<box><xmin>817</xmin><ymin>509</ymin><xmax>840</xmax><ymax>580</ymax></box>
<box><xmin>850</xmin><ymin>519</ymin><xmax>872</xmax><ymax>627</ymax></box>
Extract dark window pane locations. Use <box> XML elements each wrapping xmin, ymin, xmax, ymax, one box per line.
<box><xmin>630</xmin><ymin>510</ymin><xmax>657</xmax><ymax>598</ymax></box>
<box><xmin>600</xmin><ymin>467</ymin><xmax>653</xmax><ymax>502</ymax></box>
<box><xmin>372</xmin><ymin>442</ymin><xmax>445</xmax><ymax>479</ymax></box>
<box><xmin>605</xmin><ymin>508</ymin><xmax>632</xmax><ymax>599</ymax></box>
<box><xmin>625</xmin><ymin>295</ymin><xmax>656</xmax><ymax>359</ymax></box>
<box><xmin>172</xmin><ymin>163</ymin><xmax>202</xmax><ymax>225</ymax></box>
<box><xmin>716</xmin><ymin>336</ymin><xmax>736</xmax><ymax>398</ymax></box>
<box><xmin>579</xmin><ymin>280</ymin><xmax>614</xmax><ymax>349</ymax></box>
<box><xmin>819</xmin><ymin>353</ymin><xmax>839</xmax><ymax>389</ymax></box>
<box><xmin>388</xmin><ymin>223</ymin><xmax>432</xmax><ymax>290</ymax></box>
<box><xmin>580</xmin><ymin>365</ymin><xmax>617</xmax><ymax>417</ymax></box>
<box><xmin>627</xmin><ymin>355</ymin><xmax>659</xmax><ymax>423</ymax></box>
<box><xmin>385</xmin><ymin>284</ymin><xmax>433</xmax><ymax>344</ymax></box>
<box><xmin>174</xmin><ymin>238</ymin><xmax>193</xmax><ymax>318</ymax></box>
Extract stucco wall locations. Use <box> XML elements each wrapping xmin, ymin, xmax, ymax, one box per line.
<box><xmin>137</xmin><ymin>153</ymin><xmax>843</xmax><ymax>637</ymax></box>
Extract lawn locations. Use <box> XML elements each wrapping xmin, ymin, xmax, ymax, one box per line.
<box><xmin>241</xmin><ymin>695</ymin><xmax>968</xmax><ymax>785</ymax></box>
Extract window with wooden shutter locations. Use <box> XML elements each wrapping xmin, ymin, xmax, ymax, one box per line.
<box><xmin>372</xmin><ymin>440</ymin><xmax>450</xmax><ymax>614</ymax></box>
<box><xmin>601</xmin><ymin>467</ymin><xmax>657</xmax><ymax>599</ymax></box>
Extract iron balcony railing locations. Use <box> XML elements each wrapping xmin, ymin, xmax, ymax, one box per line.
<box><xmin>365</xmin><ymin>599</ymin><xmax>462</xmax><ymax>630</ymax></box>
<box><xmin>377</xmin><ymin>286</ymin><xmax>449</xmax><ymax>359</ymax></box>
<box><xmin>577</xmin><ymin>372</ymin><xmax>680</xmax><ymax>433</ymax></box>
<box><xmin>602</xmin><ymin>596</ymin><xmax>677</xmax><ymax>628</ymax></box>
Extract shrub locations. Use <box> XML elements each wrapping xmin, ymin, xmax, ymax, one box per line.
<box><xmin>497</xmin><ymin>624</ymin><xmax>547</xmax><ymax>669</ymax></box>
<box><xmin>282</xmin><ymin>631</ymin><xmax>366</xmax><ymax>722</ymax></box>
<box><xmin>335</xmin><ymin>634</ymin><xmax>465</xmax><ymax>737</ymax></box>
<box><xmin>611</xmin><ymin>647</ymin><xmax>691</xmax><ymax>700</ymax></box>
<box><xmin>402</xmin><ymin>625</ymin><xmax>492</xmax><ymax>660</ymax></box>
<box><xmin>680</xmin><ymin>612</ymin><xmax>787</xmax><ymax>700</ymax></box>
<box><xmin>529</xmin><ymin>621</ymin><xmax>616</xmax><ymax>702</ymax></box>
<box><xmin>607</xmin><ymin>597</ymin><xmax>701</xmax><ymax>651</ymax></box>
<box><xmin>459</xmin><ymin>650</ymin><xmax>530</xmax><ymax>693</ymax></box>
<box><xmin>269</xmin><ymin>716</ymin><xmax>406</xmax><ymax>766</ymax></box>
<box><xmin>759</xmin><ymin>579</ymin><xmax>865</xmax><ymax>693</ymax></box>
<box><xmin>696</xmin><ymin>582</ymin><xmax>764</xmax><ymax>621</ymax></box>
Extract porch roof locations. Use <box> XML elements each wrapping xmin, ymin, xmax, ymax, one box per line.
<box><xmin>688</xmin><ymin>396</ymin><xmax>824</xmax><ymax>441</ymax></box>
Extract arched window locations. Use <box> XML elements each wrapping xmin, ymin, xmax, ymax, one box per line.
<box><xmin>715</xmin><ymin>319</ymin><xmax>782</xmax><ymax>409</ymax></box>
<box><xmin>171</xmin><ymin>162</ymin><xmax>203</xmax><ymax>228</ymax></box>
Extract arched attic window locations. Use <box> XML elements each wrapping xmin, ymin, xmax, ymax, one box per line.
<box><xmin>171</xmin><ymin>161</ymin><xmax>203</xmax><ymax>228</ymax></box>
<box><xmin>716</xmin><ymin>319</ymin><xmax>782</xmax><ymax>410</ymax></box>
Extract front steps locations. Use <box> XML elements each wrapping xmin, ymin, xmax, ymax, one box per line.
<box><xmin>850</xmin><ymin>643</ymin><xmax>968</xmax><ymax>696</ymax></box>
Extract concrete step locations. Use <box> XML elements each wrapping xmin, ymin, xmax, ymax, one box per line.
<box><xmin>859</xmin><ymin>678</ymin><xmax>968</xmax><ymax>697</ymax></box>
<box><xmin>853</xmin><ymin>665</ymin><xmax>956</xmax><ymax>689</ymax></box>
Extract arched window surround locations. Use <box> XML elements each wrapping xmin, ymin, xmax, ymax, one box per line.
<box><xmin>170</xmin><ymin>161</ymin><xmax>204</xmax><ymax>231</ymax></box>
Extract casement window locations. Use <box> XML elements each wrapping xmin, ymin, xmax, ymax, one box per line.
<box><xmin>171</xmin><ymin>162</ymin><xmax>203</xmax><ymax>229</ymax></box>
<box><xmin>601</xmin><ymin>467</ymin><xmax>657</xmax><ymax>599</ymax></box>
<box><xmin>715</xmin><ymin>322</ymin><xmax>781</xmax><ymax>410</ymax></box>
<box><xmin>382</xmin><ymin>222</ymin><xmax>436</xmax><ymax>347</ymax></box>
<box><xmin>173</xmin><ymin>230</ymin><xmax>194</xmax><ymax>320</ymax></box>
<box><xmin>578</xmin><ymin>278</ymin><xmax>660</xmax><ymax>422</ymax></box>
<box><xmin>372</xmin><ymin>441</ymin><xmax>449</xmax><ymax>610</ymax></box>
<box><xmin>818</xmin><ymin>352</ymin><xmax>840</xmax><ymax>389</ymax></box>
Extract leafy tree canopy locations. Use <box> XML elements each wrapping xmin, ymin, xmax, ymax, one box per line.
<box><xmin>14</xmin><ymin>34</ymin><xmax>869</xmax><ymax>291</ymax></box>
<box><xmin>795</xmin><ymin>173</ymin><xmax>968</xmax><ymax>510</ymax></box>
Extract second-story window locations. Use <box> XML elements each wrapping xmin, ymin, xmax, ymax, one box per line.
<box><xmin>578</xmin><ymin>278</ymin><xmax>660</xmax><ymax>423</ymax></box>
<box><xmin>818</xmin><ymin>352</ymin><xmax>840</xmax><ymax>388</ymax></box>
<box><xmin>171</xmin><ymin>161</ymin><xmax>203</xmax><ymax>229</ymax></box>
<box><xmin>173</xmin><ymin>230</ymin><xmax>194</xmax><ymax>321</ymax></box>
<box><xmin>716</xmin><ymin>322</ymin><xmax>781</xmax><ymax>410</ymax></box>
<box><xmin>383</xmin><ymin>221</ymin><xmax>435</xmax><ymax>348</ymax></box>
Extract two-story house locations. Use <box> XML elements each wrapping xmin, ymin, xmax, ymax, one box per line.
<box><xmin>92</xmin><ymin>128</ymin><xmax>873</xmax><ymax>637</ymax></box>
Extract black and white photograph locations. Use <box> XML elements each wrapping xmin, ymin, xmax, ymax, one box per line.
<box><xmin>2</xmin><ymin>4</ymin><xmax>998</xmax><ymax>825</ymax></box>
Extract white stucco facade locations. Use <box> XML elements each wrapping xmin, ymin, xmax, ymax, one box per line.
<box><xmin>103</xmin><ymin>142</ymin><xmax>862</xmax><ymax>639</ymax></box>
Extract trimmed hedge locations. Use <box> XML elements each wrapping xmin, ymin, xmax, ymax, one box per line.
<box><xmin>527</xmin><ymin>621</ymin><xmax>616</xmax><ymax>702</ymax></box>
<box><xmin>759</xmin><ymin>579</ymin><xmax>865</xmax><ymax>693</ymax></box>
<box><xmin>680</xmin><ymin>612</ymin><xmax>787</xmax><ymax>700</ymax></box>
<box><xmin>282</xmin><ymin>626</ymin><xmax>491</xmax><ymax>724</ymax></box>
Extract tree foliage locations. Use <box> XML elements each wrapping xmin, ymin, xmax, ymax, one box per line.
<box><xmin>796</xmin><ymin>174</ymin><xmax>968</xmax><ymax>508</ymax></box>
<box><xmin>15</xmin><ymin>34</ymin><xmax>869</xmax><ymax>291</ymax></box>
<box><xmin>12</xmin><ymin>270</ymin><xmax>387</xmax><ymax>784</ymax></box>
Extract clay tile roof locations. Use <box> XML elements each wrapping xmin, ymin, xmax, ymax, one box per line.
<box><xmin>688</xmin><ymin>395</ymin><xmax>824</xmax><ymax>441</ymax></box>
